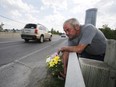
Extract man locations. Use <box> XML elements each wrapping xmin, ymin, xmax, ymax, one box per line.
<box><xmin>59</xmin><ymin>18</ymin><xmax>107</xmax><ymax>78</ymax></box>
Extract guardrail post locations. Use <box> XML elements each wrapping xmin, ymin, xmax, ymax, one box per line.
<box><xmin>65</xmin><ymin>53</ymin><xmax>85</xmax><ymax>87</ymax></box>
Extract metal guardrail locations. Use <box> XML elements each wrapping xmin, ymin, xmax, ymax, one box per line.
<box><xmin>65</xmin><ymin>53</ymin><xmax>85</xmax><ymax>87</ymax></box>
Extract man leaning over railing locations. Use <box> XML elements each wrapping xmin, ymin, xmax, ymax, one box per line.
<box><xmin>58</xmin><ymin>18</ymin><xmax>107</xmax><ymax>79</ymax></box>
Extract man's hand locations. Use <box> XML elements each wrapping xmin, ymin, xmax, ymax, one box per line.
<box><xmin>58</xmin><ymin>44</ymin><xmax>87</xmax><ymax>54</ymax></box>
<box><xmin>58</xmin><ymin>46</ymin><xmax>69</xmax><ymax>53</ymax></box>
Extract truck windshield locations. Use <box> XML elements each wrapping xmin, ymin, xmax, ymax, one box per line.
<box><xmin>24</xmin><ymin>24</ymin><xmax>36</xmax><ymax>29</ymax></box>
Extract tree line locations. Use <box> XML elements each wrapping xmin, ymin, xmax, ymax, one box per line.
<box><xmin>1</xmin><ymin>22</ymin><xmax>116</xmax><ymax>40</ymax></box>
<box><xmin>99</xmin><ymin>25</ymin><xmax>116</xmax><ymax>40</ymax></box>
<box><xmin>49</xmin><ymin>28</ymin><xmax>62</xmax><ymax>35</ymax></box>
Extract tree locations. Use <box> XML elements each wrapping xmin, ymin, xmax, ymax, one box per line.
<box><xmin>0</xmin><ymin>22</ymin><xmax>4</xmax><ymax>31</ymax></box>
<box><xmin>99</xmin><ymin>24</ymin><xmax>116</xmax><ymax>40</ymax></box>
<box><xmin>50</xmin><ymin>28</ymin><xmax>61</xmax><ymax>35</ymax></box>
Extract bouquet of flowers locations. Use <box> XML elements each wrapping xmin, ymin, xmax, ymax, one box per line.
<box><xmin>46</xmin><ymin>52</ymin><xmax>63</xmax><ymax>76</ymax></box>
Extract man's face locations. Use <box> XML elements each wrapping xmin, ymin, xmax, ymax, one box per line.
<box><xmin>63</xmin><ymin>23</ymin><xmax>78</xmax><ymax>40</ymax></box>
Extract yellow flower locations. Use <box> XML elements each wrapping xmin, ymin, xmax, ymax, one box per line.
<box><xmin>53</xmin><ymin>59</ymin><xmax>58</xmax><ymax>64</ymax></box>
<box><xmin>46</xmin><ymin>54</ymin><xmax>63</xmax><ymax>76</ymax></box>
<box><xmin>54</xmin><ymin>56</ymin><xmax>60</xmax><ymax>60</ymax></box>
<box><xmin>49</xmin><ymin>59</ymin><xmax>55</xmax><ymax>67</ymax></box>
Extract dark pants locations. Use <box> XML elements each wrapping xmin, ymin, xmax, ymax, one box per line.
<box><xmin>78</xmin><ymin>51</ymin><xmax>105</xmax><ymax>61</ymax></box>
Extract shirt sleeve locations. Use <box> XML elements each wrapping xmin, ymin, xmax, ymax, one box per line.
<box><xmin>68</xmin><ymin>40</ymin><xmax>74</xmax><ymax>46</ymax></box>
<box><xmin>79</xmin><ymin>24</ymin><xmax>97</xmax><ymax>45</ymax></box>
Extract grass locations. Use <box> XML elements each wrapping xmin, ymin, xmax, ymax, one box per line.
<box><xmin>38</xmin><ymin>74</ymin><xmax>65</xmax><ymax>87</ymax></box>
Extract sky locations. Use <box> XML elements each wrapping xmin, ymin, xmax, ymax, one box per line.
<box><xmin>0</xmin><ymin>0</ymin><xmax>116</xmax><ymax>32</ymax></box>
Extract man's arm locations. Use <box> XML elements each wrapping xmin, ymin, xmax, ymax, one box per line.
<box><xmin>62</xmin><ymin>51</ymin><xmax>69</xmax><ymax>75</ymax></box>
<box><xmin>60</xmin><ymin>44</ymin><xmax>87</xmax><ymax>54</ymax></box>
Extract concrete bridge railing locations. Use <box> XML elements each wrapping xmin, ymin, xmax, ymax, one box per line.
<box><xmin>65</xmin><ymin>53</ymin><xmax>86</xmax><ymax>87</ymax></box>
<box><xmin>65</xmin><ymin>39</ymin><xmax>116</xmax><ymax>87</ymax></box>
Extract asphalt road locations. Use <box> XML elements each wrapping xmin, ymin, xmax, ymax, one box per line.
<box><xmin>0</xmin><ymin>35</ymin><xmax>67</xmax><ymax>67</ymax></box>
<box><xmin>0</xmin><ymin>34</ymin><xmax>67</xmax><ymax>87</ymax></box>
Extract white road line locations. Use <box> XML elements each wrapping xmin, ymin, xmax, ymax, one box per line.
<box><xmin>0</xmin><ymin>39</ymin><xmax>65</xmax><ymax>69</ymax></box>
<box><xmin>15</xmin><ymin>41</ymin><xmax>58</xmax><ymax>61</ymax></box>
<box><xmin>0</xmin><ymin>44</ymin><xmax>21</xmax><ymax>50</ymax></box>
<box><xmin>0</xmin><ymin>62</ymin><xmax>14</xmax><ymax>70</ymax></box>
<box><xmin>0</xmin><ymin>42</ymin><xmax>55</xmax><ymax>69</ymax></box>
<box><xmin>0</xmin><ymin>41</ymin><xmax>19</xmax><ymax>44</ymax></box>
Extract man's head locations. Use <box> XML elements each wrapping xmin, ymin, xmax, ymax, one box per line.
<box><xmin>63</xmin><ymin>18</ymin><xmax>80</xmax><ymax>40</ymax></box>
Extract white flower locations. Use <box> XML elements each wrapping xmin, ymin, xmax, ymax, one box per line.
<box><xmin>46</xmin><ymin>57</ymin><xmax>51</xmax><ymax>63</ymax></box>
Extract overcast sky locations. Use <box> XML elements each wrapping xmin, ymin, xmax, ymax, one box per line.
<box><xmin>0</xmin><ymin>0</ymin><xmax>116</xmax><ymax>32</ymax></box>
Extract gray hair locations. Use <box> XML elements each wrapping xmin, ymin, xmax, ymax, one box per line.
<box><xmin>63</xmin><ymin>18</ymin><xmax>80</xmax><ymax>27</ymax></box>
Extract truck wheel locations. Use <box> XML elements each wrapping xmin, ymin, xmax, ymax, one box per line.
<box><xmin>49</xmin><ymin>36</ymin><xmax>52</xmax><ymax>41</ymax></box>
<box><xmin>39</xmin><ymin>36</ymin><xmax>44</xmax><ymax>43</ymax></box>
<box><xmin>24</xmin><ymin>39</ymin><xmax>29</xmax><ymax>43</ymax></box>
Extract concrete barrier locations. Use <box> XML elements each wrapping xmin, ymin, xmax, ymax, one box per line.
<box><xmin>65</xmin><ymin>39</ymin><xmax>116</xmax><ymax>87</ymax></box>
<box><xmin>80</xmin><ymin>39</ymin><xmax>116</xmax><ymax>87</ymax></box>
<box><xmin>65</xmin><ymin>53</ymin><xmax>85</xmax><ymax>87</ymax></box>
<box><xmin>0</xmin><ymin>32</ymin><xmax>20</xmax><ymax>38</ymax></box>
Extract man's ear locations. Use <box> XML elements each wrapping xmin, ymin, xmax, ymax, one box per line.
<box><xmin>74</xmin><ymin>24</ymin><xmax>80</xmax><ymax>30</ymax></box>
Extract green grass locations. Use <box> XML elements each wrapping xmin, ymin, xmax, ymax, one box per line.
<box><xmin>38</xmin><ymin>74</ymin><xmax>65</xmax><ymax>87</ymax></box>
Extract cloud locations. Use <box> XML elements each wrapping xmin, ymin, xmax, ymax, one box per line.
<box><xmin>70</xmin><ymin>0</ymin><xmax>116</xmax><ymax>29</ymax></box>
<box><xmin>42</xmin><ymin>0</ymin><xmax>67</xmax><ymax>12</ymax></box>
<box><xmin>94</xmin><ymin>0</ymin><xmax>116</xmax><ymax>29</ymax></box>
<box><xmin>39</xmin><ymin>12</ymin><xmax>65</xmax><ymax>32</ymax></box>
<box><xmin>1</xmin><ymin>0</ymin><xmax>30</xmax><ymax>12</ymax></box>
<box><xmin>0</xmin><ymin>0</ymin><xmax>116</xmax><ymax>31</ymax></box>
<box><xmin>0</xmin><ymin>0</ymin><xmax>40</xmax><ymax>29</ymax></box>
<box><xmin>1</xmin><ymin>0</ymin><xmax>39</xmax><ymax>21</ymax></box>
<box><xmin>10</xmin><ymin>10</ymin><xmax>22</xmax><ymax>17</ymax></box>
<box><xmin>72</xmin><ymin>0</ymin><xmax>101</xmax><ymax>7</ymax></box>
